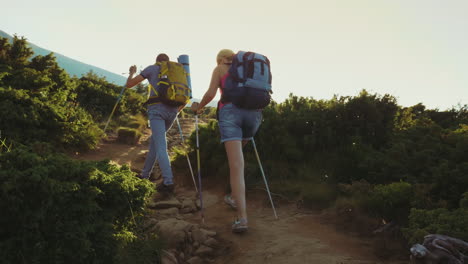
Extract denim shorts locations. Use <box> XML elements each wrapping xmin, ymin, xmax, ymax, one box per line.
<box><xmin>218</xmin><ymin>103</ymin><xmax>263</xmax><ymax>143</ymax></box>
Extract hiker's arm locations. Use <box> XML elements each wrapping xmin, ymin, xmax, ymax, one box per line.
<box><xmin>126</xmin><ymin>65</ymin><xmax>145</xmax><ymax>88</ymax></box>
<box><xmin>197</xmin><ymin>68</ymin><xmax>219</xmax><ymax>111</ymax></box>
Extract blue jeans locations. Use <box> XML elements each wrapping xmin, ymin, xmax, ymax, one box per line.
<box><xmin>141</xmin><ymin>103</ymin><xmax>178</xmax><ymax>185</ymax></box>
<box><xmin>218</xmin><ymin>103</ymin><xmax>262</xmax><ymax>143</ymax></box>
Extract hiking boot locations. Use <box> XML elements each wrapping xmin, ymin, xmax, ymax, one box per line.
<box><xmin>135</xmin><ymin>174</ymin><xmax>148</xmax><ymax>180</ymax></box>
<box><xmin>156</xmin><ymin>183</ymin><xmax>174</xmax><ymax>194</ymax></box>
<box><xmin>232</xmin><ymin>218</ymin><xmax>248</xmax><ymax>233</ymax></box>
<box><xmin>224</xmin><ymin>194</ymin><xmax>237</xmax><ymax>209</ymax></box>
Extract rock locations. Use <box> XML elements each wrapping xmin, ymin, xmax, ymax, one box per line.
<box><xmin>193</xmin><ymin>241</ymin><xmax>200</xmax><ymax>249</ymax></box>
<box><xmin>192</xmin><ymin>228</ymin><xmax>208</xmax><ymax>244</ymax></box>
<box><xmin>182</xmin><ymin>198</ymin><xmax>194</xmax><ymax>207</ymax></box>
<box><xmin>184</xmin><ymin>243</ymin><xmax>193</xmax><ymax>257</ymax></box>
<box><xmin>187</xmin><ymin>231</ymin><xmax>193</xmax><ymax>243</ymax></box>
<box><xmin>161</xmin><ymin>250</ymin><xmax>178</xmax><ymax>264</ymax></box>
<box><xmin>203</xmin><ymin>238</ymin><xmax>218</xmax><ymax>248</ymax></box>
<box><xmin>187</xmin><ymin>256</ymin><xmax>203</xmax><ymax>264</ymax></box>
<box><xmin>155</xmin><ymin>219</ymin><xmax>193</xmax><ymax>248</ymax></box>
<box><xmin>195</xmin><ymin>245</ymin><xmax>214</xmax><ymax>256</ymax></box>
<box><xmin>157</xmin><ymin>207</ymin><xmax>179</xmax><ymax>217</ymax></box>
<box><xmin>200</xmin><ymin>228</ymin><xmax>216</xmax><ymax>237</ymax></box>
<box><xmin>147</xmin><ymin>199</ymin><xmax>158</xmax><ymax>209</ymax></box>
<box><xmin>181</xmin><ymin>198</ymin><xmax>197</xmax><ymax>213</ymax></box>
<box><xmin>143</xmin><ymin>218</ymin><xmax>158</xmax><ymax>229</ymax></box>
<box><xmin>180</xmin><ymin>207</ymin><xmax>196</xmax><ymax>214</ymax></box>
<box><xmin>152</xmin><ymin>197</ymin><xmax>182</xmax><ymax>209</ymax></box>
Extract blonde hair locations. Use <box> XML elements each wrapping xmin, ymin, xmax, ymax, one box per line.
<box><xmin>216</xmin><ymin>49</ymin><xmax>235</xmax><ymax>65</ymax></box>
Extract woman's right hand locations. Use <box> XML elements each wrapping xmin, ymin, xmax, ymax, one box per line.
<box><xmin>191</xmin><ymin>102</ymin><xmax>203</xmax><ymax>115</ymax></box>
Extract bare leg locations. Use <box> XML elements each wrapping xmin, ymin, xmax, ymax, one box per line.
<box><xmin>224</xmin><ymin>140</ymin><xmax>247</xmax><ymax>221</ymax></box>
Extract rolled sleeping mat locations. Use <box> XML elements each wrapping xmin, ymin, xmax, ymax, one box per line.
<box><xmin>177</xmin><ymin>55</ymin><xmax>192</xmax><ymax>98</ymax></box>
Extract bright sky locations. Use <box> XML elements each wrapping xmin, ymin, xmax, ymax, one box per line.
<box><xmin>2</xmin><ymin>0</ymin><xmax>467</xmax><ymax>110</ymax></box>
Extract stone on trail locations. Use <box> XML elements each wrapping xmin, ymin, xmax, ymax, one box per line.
<box><xmin>161</xmin><ymin>249</ymin><xmax>178</xmax><ymax>264</ymax></box>
<box><xmin>192</xmin><ymin>228</ymin><xmax>208</xmax><ymax>244</ymax></box>
<box><xmin>203</xmin><ymin>237</ymin><xmax>218</xmax><ymax>248</ymax></box>
<box><xmin>200</xmin><ymin>228</ymin><xmax>216</xmax><ymax>237</ymax></box>
<box><xmin>194</xmin><ymin>245</ymin><xmax>214</xmax><ymax>256</ymax></box>
<box><xmin>152</xmin><ymin>197</ymin><xmax>182</xmax><ymax>209</ymax></box>
<box><xmin>180</xmin><ymin>198</ymin><xmax>197</xmax><ymax>213</ymax></box>
<box><xmin>155</xmin><ymin>219</ymin><xmax>193</xmax><ymax>248</ymax></box>
<box><xmin>186</xmin><ymin>256</ymin><xmax>203</xmax><ymax>264</ymax></box>
<box><xmin>155</xmin><ymin>207</ymin><xmax>180</xmax><ymax>219</ymax></box>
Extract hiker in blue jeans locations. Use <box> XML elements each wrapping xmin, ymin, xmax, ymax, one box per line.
<box><xmin>192</xmin><ymin>49</ymin><xmax>263</xmax><ymax>233</ymax></box>
<box><xmin>126</xmin><ymin>53</ymin><xmax>185</xmax><ymax>194</ymax></box>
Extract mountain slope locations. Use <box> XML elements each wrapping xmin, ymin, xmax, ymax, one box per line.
<box><xmin>0</xmin><ymin>30</ymin><xmax>126</xmax><ymax>85</ymax></box>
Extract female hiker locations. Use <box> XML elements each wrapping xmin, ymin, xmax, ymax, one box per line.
<box><xmin>192</xmin><ymin>49</ymin><xmax>263</xmax><ymax>233</ymax></box>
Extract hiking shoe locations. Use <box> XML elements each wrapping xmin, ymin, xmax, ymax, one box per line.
<box><xmin>156</xmin><ymin>183</ymin><xmax>174</xmax><ymax>194</ymax></box>
<box><xmin>135</xmin><ymin>174</ymin><xmax>148</xmax><ymax>180</ymax></box>
<box><xmin>232</xmin><ymin>218</ymin><xmax>248</xmax><ymax>233</ymax></box>
<box><xmin>224</xmin><ymin>194</ymin><xmax>237</xmax><ymax>209</ymax></box>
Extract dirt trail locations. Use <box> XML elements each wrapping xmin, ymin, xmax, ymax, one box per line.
<box><xmin>75</xmin><ymin>118</ymin><xmax>407</xmax><ymax>264</ymax></box>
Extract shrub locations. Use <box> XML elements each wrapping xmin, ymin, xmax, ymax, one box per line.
<box><xmin>0</xmin><ymin>147</ymin><xmax>155</xmax><ymax>264</ymax></box>
<box><xmin>0</xmin><ymin>87</ymin><xmax>102</xmax><ymax>151</ymax></box>
<box><xmin>117</xmin><ymin>127</ymin><xmax>142</xmax><ymax>145</ymax></box>
<box><xmin>403</xmin><ymin>207</ymin><xmax>468</xmax><ymax>245</ymax></box>
<box><xmin>300</xmin><ymin>183</ymin><xmax>337</xmax><ymax>209</ymax></box>
<box><xmin>366</xmin><ymin>182</ymin><xmax>413</xmax><ymax>224</ymax></box>
<box><xmin>460</xmin><ymin>192</ymin><xmax>468</xmax><ymax>209</ymax></box>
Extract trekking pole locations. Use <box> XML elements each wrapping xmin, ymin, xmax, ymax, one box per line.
<box><xmin>176</xmin><ymin>115</ymin><xmax>198</xmax><ymax>193</ymax></box>
<box><xmin>251</xmin><ymin>138</ymin><xmax>278</xmax><ymax>219</ymax></box>
<box><xmin>103</xmin><ymin>85</ymin><xmax>126</xmax><ymax>133</ymax></box>
<box><xmin>195</xmin><ymin>114</ymin><xmax>205</xmax><ymax>223</ymax></box>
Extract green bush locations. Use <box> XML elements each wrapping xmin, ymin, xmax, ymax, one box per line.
<box><xmin>77</xmin><ymin>72</ymin><xmax>145</xmax><ymax>122</ymax></box>
<box><xmin>0</xmin><ymin>147</ymin><xmax>155</xmax><ymax>264</ymax></box>
<box><xmin>365</xmin><ymin>182</ymin><xmax>413</xmax><ymax>223</ymax></box>
<box><xmin>170</xmin><ymin>87</ymin><xmax>468</xmax><ymax>245</ymax></box>
<box><xmin>461</xmin><ymin>192</ymin><xmax>468</xmax><ymax>209</ymax></box>
<box><xmin>0</xmin><ymin>35</ymin><xmax>148</xmax><ymax>151</ymax></box>
<box><xmin>126</xmin><ymin>114</ymin><xmax>147</xmax><ymax>130</ymax></box>
<box><xmin>403</xmin><ymin>207</ymin><xmax>468</xmax><ymax>245</ymax></box>
<box><xmin>117</xmin><ymin>127</ymin><xmax>142</xmax><ymax>145</ymax></box>
<box><xmin>0</xmin><ymin>87</ymin><xmax>103</xmax><ymax>151</ymax></box>
<box><xmin>300</xmin><ymin>183</ymin><xmax>337</xmax><ymax>209</ymax></box>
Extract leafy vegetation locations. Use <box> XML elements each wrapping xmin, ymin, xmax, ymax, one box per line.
<box><xmin>1</xmin><ymin>33</ymin><xmax>467</xmax><ymax>261</ymax></box>
<box><xmin>0</xmin><ymin>35</ymin><xmax>145</xmax><ymax>151</ymax></box>
<box><xmin>0</xmin><ymin>146</ymin><xmax>155</xmax><ymax>263</ymax></box>
<box><xmin>0</xmin><ymin>35</ymin><xmax>160</xmax><ymax>263</ymax></box>
<box><xmin>174</xmin><ymin>91</ymin><xmax>468</xmax><ymax>245</ymax></box>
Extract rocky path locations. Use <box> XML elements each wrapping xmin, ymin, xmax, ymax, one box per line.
<box><xmin>75</xmin><ymin>118</ymin><xmax>408</xmax><ymax>264</ymax></box>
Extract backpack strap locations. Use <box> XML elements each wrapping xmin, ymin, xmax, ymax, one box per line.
<box><xmin>243</xmin><ymin>52</ymin><xmax>253</xmax><ymax>80</ymax></box>
<box><xmin>144</xmin><ymin>63</ymin><xmax>163</xmax><ymax>105</ymax></box>
<box><xmin>265</xmin><ymin>57</ymin><xmax>272</xmax><ymax>84</ymax></box>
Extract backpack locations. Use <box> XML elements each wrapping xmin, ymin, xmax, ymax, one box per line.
<box><xmin>146</xmin><ymin>61</ymin><xmax>191</xmax><ymax>107</ymax></box>
<box><xmin>222</xmin><ymin>51</ymin><xmax>272</xmax><ymax>109</ymax></box>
